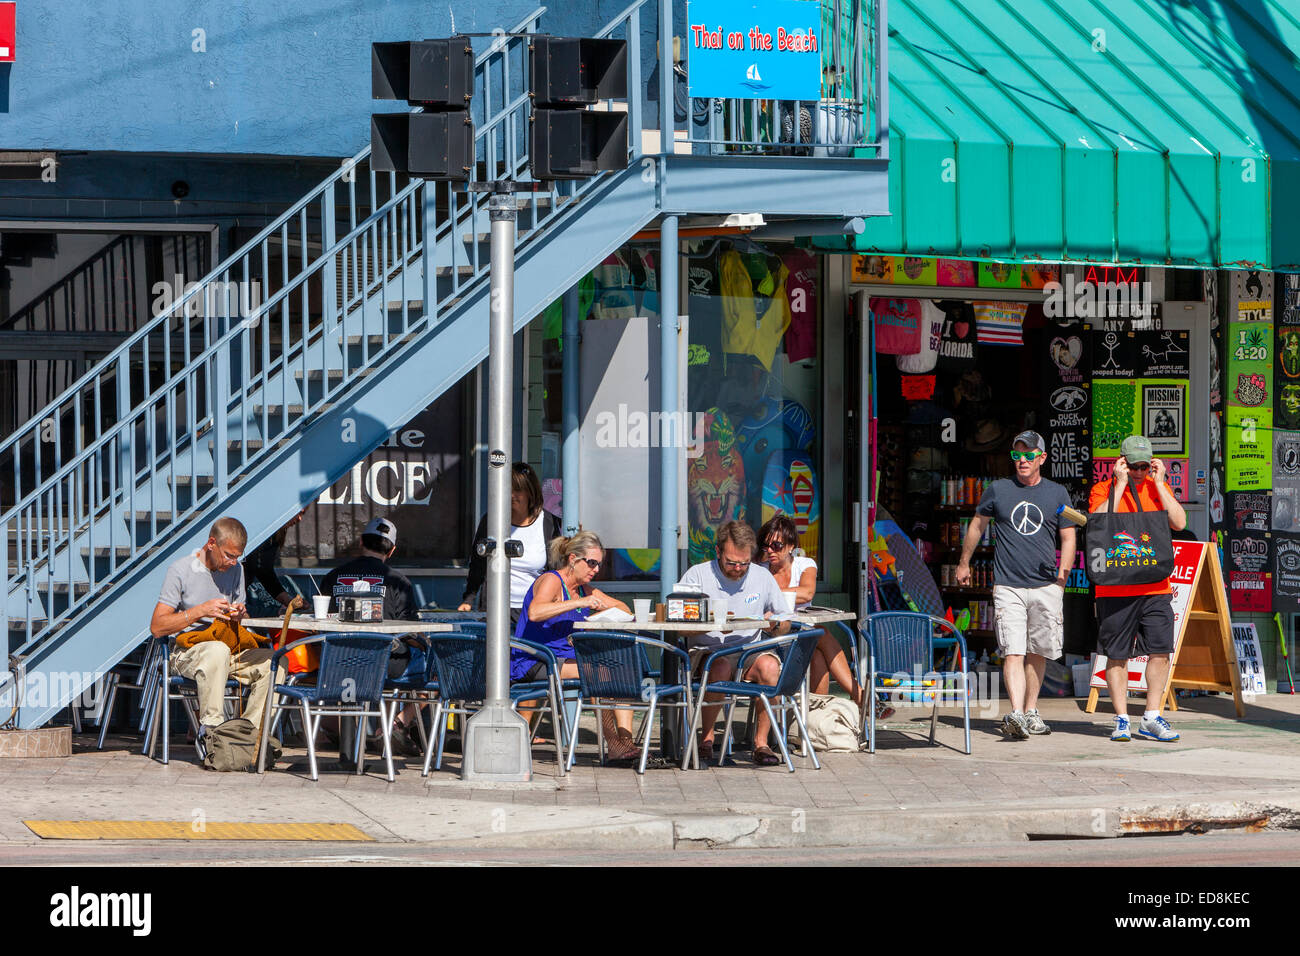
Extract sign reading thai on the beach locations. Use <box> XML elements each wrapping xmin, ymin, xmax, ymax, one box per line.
<box><xmin>687</xmin><ymin>0</ymin><xmax>822</xmax><ymax>100</ymax></box>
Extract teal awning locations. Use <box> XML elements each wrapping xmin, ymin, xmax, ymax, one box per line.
<box><xmin>816</xmin><ymin>0</ymin><xmax>1300</xmax><ymax>270</ymax></box>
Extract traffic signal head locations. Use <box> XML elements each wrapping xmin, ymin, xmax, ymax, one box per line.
<box><xmin>530</xmin><ymin>108</ymin><xmax>627</xmax><ymax>180</ymax></box>
<box><xmin>372</xmin><ymin>38</ymin><xmax>473</xmax><ymax>108</ymax></box>
<box><xmin>372</xmin><ymin>112</ymin><xmax>475</xmax><ymax>181</ymax></box>
<box><xmin>531</xmin><ymin>37</ymin><xmax>627</xmax><ymax>108</ymax></box>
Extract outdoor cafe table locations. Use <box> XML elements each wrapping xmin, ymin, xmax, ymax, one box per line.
<box><xmin>572</xmin><ymin>610</ymin><xmax>857</xmax><ymax>763</ymax></box>
<box><xmin>243</xmin><ymin>616</ymin><xmax>454</xmax><ymax>635</ymax></box>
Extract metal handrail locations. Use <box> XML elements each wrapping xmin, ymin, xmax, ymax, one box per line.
<box><xmin>0</xmin><ymin>5</ymin><xmax>547</xmax><ymax>465</ymax></box>
<box><xmin>2</xmin><ymin>11</ymin><xmax>550</xmax><ymax>651</ymax></box>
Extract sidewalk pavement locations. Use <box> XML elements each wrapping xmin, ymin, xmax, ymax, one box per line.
<box><xmin>3</xmin><ymin>693</ymin><xmax>1300</xmax><ymax>852</ymax></box>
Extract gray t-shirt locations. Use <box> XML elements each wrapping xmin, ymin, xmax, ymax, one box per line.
<box><xmin>976</xmin><ymin>477</ymin><xmax>1070</xmax><ymax>588</ymax></box>
<box><xmin>676</xmin><ymin>560</ymin><xmax>786</xmax><ymax>649</ymax></box>
<box><xmin>157</xmin><ymin>552</ymin><xmax>245</xmax><ymax>635</ymax></box>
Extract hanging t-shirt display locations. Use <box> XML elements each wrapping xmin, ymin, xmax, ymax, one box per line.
<box><xmin>935</xmin><ymin>300</ymin><xmax>978</xmax><ymax>372</ymax></box>
<box><xmin>1276</xmin><ymin>536</ymin><xmax>1300</xmax><ymax>613</ymax></box>
<box><xmin>719</xmin><ymin>249</ymin><xmax>791</xmax><ymax>372</ymax></box>
<box><xmin>973</xmin><ymin>301</ymin><xmax>1026</xmax><ymax>346</ymax></box>
<box><xmin>1226</xmin><ymin>531</ymin><xmax>1272</xmax><ymax>613</ymax></box>
<box><xmin>1226</xmin><ymin>293</ymin><xmax>1273</xmax><ymax>491</ymax></box>
<box><xmin>1276</xmin><ymin>301</ymin><xmax>1300</xmax><ymax>431</ymax></box>
<box><xmin>896</xmin><ymin>302</ymin><xmax>944</xmax><ymax>373</ymax></box>
<box><xmin>591</xmin><ymin>251</ymin><xmax>638</xmax><ymax>320</ymax></box>
<box><xmin>1230</xmin><ymin>492</ymin><xmax>1271</xmax><ymax>532</ymax></box>
<box><xmin>871</xmin><ymin>297</ymin><xmax>922</xmax><ymax>355</ymax></box>
<box><xmin>781</xmin><ymin>248</ymin><xmax>819</xmax><ymax>363</ymax></box>
<box><xmin>1274</xmin><ymin>431</ymin><xmax>1300</xmax><ymax>533</ymax></box>
<box><xmin>630</xmin><ymin>248</ymin><xmax>659</xmax><ymax>320</ymax></box>
<box><xmin>1207</xmin><ymin>272</ymin><xmax>1227</xmax><ymax>531</ymax></box>
<box><xmin>1041</xmin><ymin>323</ymin><xmax>1092</xmax><ymax>491</ymax></box>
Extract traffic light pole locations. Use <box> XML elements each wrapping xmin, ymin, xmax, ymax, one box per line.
<box><xmin>461</xmin><ymin>185</ymin><xmax>532</xmax><ymax>782</ymax></box>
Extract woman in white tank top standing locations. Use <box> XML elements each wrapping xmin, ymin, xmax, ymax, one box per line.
<box><xmin>460</xmin><ymin>462</ymin><xmax>561</xmax><ymax>630</ymax></box>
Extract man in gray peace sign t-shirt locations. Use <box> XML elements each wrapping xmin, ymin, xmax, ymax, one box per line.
<box><xmin>956</xmin><ymin>431</ymin><xmax>1076</xmax><ymax>740</ymax></box>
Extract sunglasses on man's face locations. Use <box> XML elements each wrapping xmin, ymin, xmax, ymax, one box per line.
<box><xmin>1009</xmin><ymin>450</ymin><xmax>1044</xmax><ymax>462</ymax></box>
<box><xmin>1128</xmin><ymin>462</ymin><xmax>1151</xmax><ymax>472</ymax></box>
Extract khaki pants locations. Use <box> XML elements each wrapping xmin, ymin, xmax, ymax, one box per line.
<box><xmin>171</xmin><ymin>641</ymin><xmax>278</xmax><ymax>728</ymax></box>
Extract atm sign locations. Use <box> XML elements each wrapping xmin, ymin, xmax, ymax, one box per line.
<box><xmin>0</xmin><ymin>3</ymin><xmax>14</xmax><ymax>62</ymax></box>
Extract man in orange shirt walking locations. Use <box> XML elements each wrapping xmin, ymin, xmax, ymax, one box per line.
<box><xmin>1088</xmin><ymin>436</ymin><xmax>1187</xmax><ymax>742</ymax></box>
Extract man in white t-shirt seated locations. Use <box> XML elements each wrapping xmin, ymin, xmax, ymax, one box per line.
<box><xmin>677</xmin><ymin>521</ymin><xmax>790</xmax><ymax>766</ymax></box>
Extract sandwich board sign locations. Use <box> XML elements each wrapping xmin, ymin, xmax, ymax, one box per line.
<box><xmin>1086</xmin><ymin>540</ymin><xmax>1243</xmax><ymax>716</ymax></box>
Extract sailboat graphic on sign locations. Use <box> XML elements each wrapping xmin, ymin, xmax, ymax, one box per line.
<box><xmin>742</xmin><ymin>62</ymin><xmax>770</xmax><ymax>92</ymax></box>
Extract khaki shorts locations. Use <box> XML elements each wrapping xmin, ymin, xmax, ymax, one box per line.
<box><xmin>993</xmin><ymin>583</ymin><xmax>1064</xmax><ymax>659</ymax></box>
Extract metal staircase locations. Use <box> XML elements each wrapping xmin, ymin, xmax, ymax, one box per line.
<box><xmin>1</xmin><ymin>0</ymin><xmax>889</xmax><ymax>729</ymax></box>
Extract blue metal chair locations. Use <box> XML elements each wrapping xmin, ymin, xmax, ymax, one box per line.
<box><xmin>419</xmin><ymin>633</ymin><xmax>569</xmax><ymax>776</ymax></box>
<box><xmin>566</xmin><ymin>631</ymin><xmax>694</xmax><ymax>773</ymax></box>
<box><xmin>381</xmin><ymin>639</ymin><xmax>432</xmax><ymax>754</ymax></box>
<box><xmin>685</xmin><ymin>628</ymin><xmax>826</xmax><ymax>773</ymax></box>
<box><xmin>143</xmin><ymin>635</ymin><xmax>247</xmax><ymax>765</ymax></box>
<box><xmin>257</xmin><ymin>633</ymin><xmax>396</xmax><ymax>780</ymax></box>
<box><xmin>863</xmin><ymin>612</ymin><xmax>971</xmax><ymax>755</ymax></box>
<box><xmin>97</xmin><ymin>636</ymin><xmax>167</xmax><ymax>750</ymax></box>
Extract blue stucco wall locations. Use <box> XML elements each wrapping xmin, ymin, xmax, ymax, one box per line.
<box><xmin>3</xmin><ymin>0</ymin><xmax>640</xmax><ymax>156</ymax></box>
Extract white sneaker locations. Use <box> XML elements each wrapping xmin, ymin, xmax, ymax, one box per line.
<box><xmin>999</xmin><ymin>712</ymin><xmax>1029</xmax><ymax>740</ymax></box>
<box><xmin>1138</xmin><ymin>715</ymin><xmax>1180</xmax><ymax>742</ymax></box>
<box><xmin>1023</xmin><ymin>710</ymin><xmax>1050</xmax><ymax>735</ymax></box>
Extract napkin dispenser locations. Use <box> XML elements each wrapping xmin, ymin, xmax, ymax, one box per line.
<box><xmin>666</xmin><ymin>585</ymin><xmax>709</xmax><ymax>623</ymax></box>
<box><xmin>333</xmin><ymin>582</ymin><xmax>386</xmax><ymax>622</ymax></box>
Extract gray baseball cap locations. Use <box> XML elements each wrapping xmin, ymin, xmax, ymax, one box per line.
<box><xmin>363</xmin><ymin>517</ymin><xmax>398</xmax><ymax>549</ymax></box>
<box><xmin>1120</xmin><ymin>435</ymin><xmax>1153</xmax><ymax>464</ymax></box>
<box><xmin>1011</xmin><ymin>430</ymin><xmax>1045</xmax><ymax>452</ymax></box>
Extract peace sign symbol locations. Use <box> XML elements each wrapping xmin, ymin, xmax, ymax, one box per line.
<box><xmin>1011</xmin><ymin>501</ymin><xmax>1043</xmax><ymax>536</ymax></box>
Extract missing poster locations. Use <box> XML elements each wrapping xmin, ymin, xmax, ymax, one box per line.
<box><xmin>1140</xmin><ymin>381</ymin><xmax>1187</xmax><ymax>456</ymax></box>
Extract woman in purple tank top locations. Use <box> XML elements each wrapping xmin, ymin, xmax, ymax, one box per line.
<box><xmin>512</xmin><ymin>530</ymin><xmax>640</xmax><ymax>762</ymax></box>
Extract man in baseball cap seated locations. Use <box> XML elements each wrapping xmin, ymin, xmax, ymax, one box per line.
<box><xmin>320</xmin><ymin>517</ymin><xmax>423</xmax><ymax>766</ymax></box>
<box><xmin>1088</xmin><ymin>436</ymin><xmax>1187</xmax><ymax>743</ymax></box>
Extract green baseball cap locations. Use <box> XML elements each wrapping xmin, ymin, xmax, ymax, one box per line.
<box><xmin>1120</xmin><ymin>435</ymin><xmax>1153</xmax><ymax>465</ymax></box>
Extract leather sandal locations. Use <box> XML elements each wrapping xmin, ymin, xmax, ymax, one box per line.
<box><xmin>753</xmin><ymin>745</ymin><xmax>781</xmax><ymax>766</ymax></box>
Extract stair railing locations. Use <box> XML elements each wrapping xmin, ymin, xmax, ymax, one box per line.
<box><xmin>1</xmin><ymin>8</ymin><xmax>549</xmax><ymax>651</ymax></box>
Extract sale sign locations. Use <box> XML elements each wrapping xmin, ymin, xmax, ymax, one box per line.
<box><xmin>0</xmin><ymin>3</ymin><xmax>12</xmax><ymax>62</ymax></box>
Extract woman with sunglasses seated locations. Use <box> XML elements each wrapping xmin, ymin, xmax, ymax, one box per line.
<box><xmin>759</xmin><ymin>514</ymin><xmax>883</xmax><ymax>717</ymax></box>
<box><xmin>511</xmin><ymin>531</ymin><xmax>641</xmax><ymax>762</ymax></box>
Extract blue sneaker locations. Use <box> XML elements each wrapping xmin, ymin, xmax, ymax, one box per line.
<box><xmin>1138</xmin><ymin>715</ymin><xmax>1180</xmax><ymax>742</ymax></box>
<box><xmin>1111</xmin><ymin>716</ymin><xmax>1131</xmax><ymax>741</ymax></box>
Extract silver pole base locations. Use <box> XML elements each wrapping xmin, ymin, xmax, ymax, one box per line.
<box><xmin>460</xmin><ymin>703</ymin><xmax>532</xmax><ymax>782</ymax></box>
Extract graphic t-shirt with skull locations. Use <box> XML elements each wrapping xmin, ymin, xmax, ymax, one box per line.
<box><xmin>976</xmin><ymin>477</ymin><xmax>1072</xmax><ymax>588</ymax></box>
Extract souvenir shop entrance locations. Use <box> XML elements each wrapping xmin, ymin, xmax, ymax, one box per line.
<box><xmin>853</xmin><ymin>258</ymin><xmax>1211</xmax><ymax>659</ymax></box>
